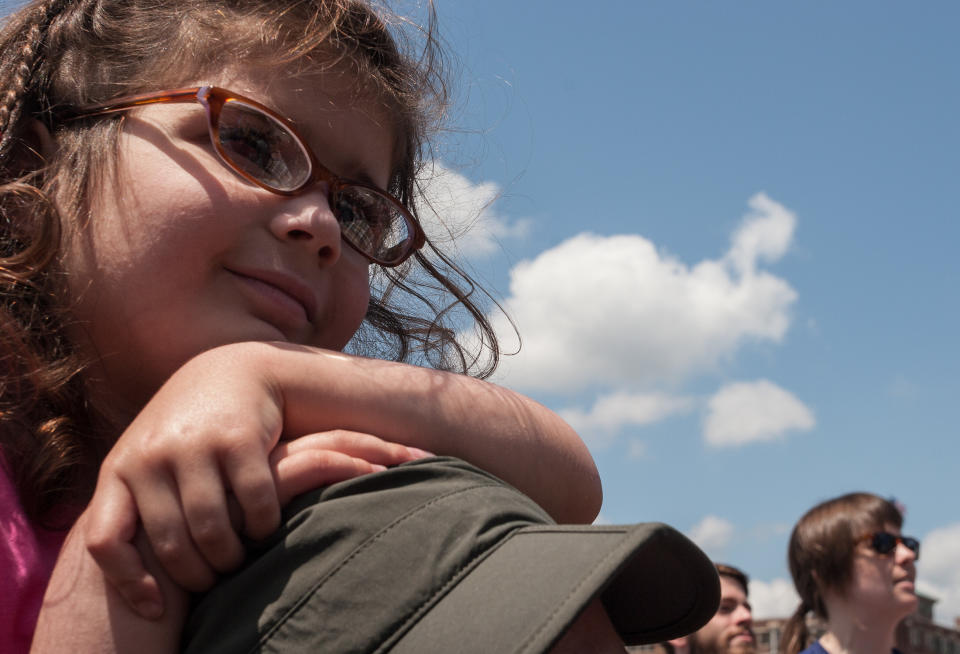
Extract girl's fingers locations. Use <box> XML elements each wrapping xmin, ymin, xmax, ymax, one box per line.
<box><xmin>83</xmin><ymin>478</ymin><xmax>164</xmax><ymax>619</ymax></box>
<box><xmin>127</xmin><ymin>471</ymin><xmax>218</xmax><ymax>593</ymax></box>
<box><xmin>271</xmin><ymin>447</ymin><xmax>388</xmax><ymax>506</ymax></box>
<box><xmin>221</xmin><ymin>440</ymin><xmax>283</xmax><ymax>542</ymax></box>
<box><xmin>278</xmin><ymin>430</ymin><xmax>433</xmax><ymax>467</ymax></box>
<box><xmin>175</xmin><ymin>458</ymin><xmax>245</xmax><ymax>574</ymax></box>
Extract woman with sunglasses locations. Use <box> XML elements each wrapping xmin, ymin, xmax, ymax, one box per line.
<box><xmin>0</xmin><ymin>1</ymin><xmax>603</xmax><ymax>651</ymax></box>
<box><xmin>782</xmin><ymin>492</ymin><xmax>920</xmax><ymax>654</ymax></box>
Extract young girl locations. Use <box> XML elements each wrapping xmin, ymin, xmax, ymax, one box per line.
<box><xmin>782</xmin><ymin>492</ymin><xmax>920</xmax><ymax>654</ymax></box>
<box><xmin>0</xmin><ymin>0</ymin><xmax>601</xmax><ymax>650</ymax></box>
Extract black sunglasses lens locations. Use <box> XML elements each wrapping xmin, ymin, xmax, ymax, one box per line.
<box><xmin>871</xmin><ymin>532</ymin><xmax>897</xmax><ymax>554</ymax></box>
<box><xmin>869</xmin><ymin>532</ymin><xmax>920</xmax><ymax>558</ymax></box>
<box><xmin>903</xmin><ymin>536</ymin><xmax>921</xmax><ymax>558</ymax></box>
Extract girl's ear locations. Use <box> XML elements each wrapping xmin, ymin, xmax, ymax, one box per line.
<box><xmin>5</xmin><ymin>119</ymin><xmax>56</xmax><ymax>175</ymax></box>
<box><xmin>27</xmin><ymin>118</ymin><xmax>57</xmax><ymax>159</ymax></box>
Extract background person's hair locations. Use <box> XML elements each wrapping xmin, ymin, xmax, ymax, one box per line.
<box><xmin>715</xmin><ymin>562</ymin><xmax>750</xmax><ymax>596</ymax></box>
<box><xmin>780</xmin><ymin>492</ymin><xmax>903</xmax><ymax>654</ymax></box>
<box><xmin>0</xmin><ymin>0</ymin><xmax>502</xmax><ymax>526</ymax></box>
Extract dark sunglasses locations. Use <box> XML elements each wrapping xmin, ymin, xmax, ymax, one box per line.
<box><xmin>858</xmin><ymin>531</ymin><xmax>920</xmax><ymax>560</ymax></box>
<box><xmin>67</xmin><ymin>86</ymin><xmax>425</xmax><ymax>267</ymax></box>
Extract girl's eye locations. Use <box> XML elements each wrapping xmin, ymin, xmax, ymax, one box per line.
<box><xmin>336</xmin><ymin>191</ymin><xmax>381</xmax><ymax>252</ymax></box>
<box><xmin>217</xmin><ymin>102</ymin><xmax>307</xmax><ymax>190</ymax></box>
<box><xmin>219</xmin><ymin>124</ymin><xmax>274</xmax><ymax>170</ymax></box>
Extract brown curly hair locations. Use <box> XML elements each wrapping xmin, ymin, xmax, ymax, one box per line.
<box><xmin>0</xmin><ymin>0</ymin><xmax>502</xmax><ymax>527</ymax></box>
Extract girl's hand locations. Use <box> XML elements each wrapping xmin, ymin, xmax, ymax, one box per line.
<box><xmin>82</xmin><ymin>346</ymin><xmax>424</xmax><ymax>619</ymax></box>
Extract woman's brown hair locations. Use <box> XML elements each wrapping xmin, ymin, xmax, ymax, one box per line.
<box><xmin>0</xmin><ymin>0</ymin><xmax>502</xmax><ymax>526</ymax></box>
<box><xmin>781</xmin><ymin>492</ymin><xmax>903</xmax><ymax>654</ymax></box>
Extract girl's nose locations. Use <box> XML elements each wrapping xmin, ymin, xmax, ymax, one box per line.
<box><xmin>269</xmin><ymin>189</ymin><xmax>342</xmax><ymax>266</ymax></box>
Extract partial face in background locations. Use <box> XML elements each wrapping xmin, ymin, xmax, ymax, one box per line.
<box><xmin>841</xmin><ymin>523</ymin><xmax>918</xmax><ymax>621</ymax></box>
<box><xmin>548</xmin><ymin>598</ymin><xmax>626</xmax><ymax>654</ymax></box>
<box><xmin>61</xmin><ymin>65</ymin><xmax>393</xmax><ymax>418</ymax></box>
<box><xmin>690</xmin><ymin>575</ymin><xmax>755</xmax><ymax>654</ymax></box>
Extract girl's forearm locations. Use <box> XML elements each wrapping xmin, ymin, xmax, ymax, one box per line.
<box><xmin>250</xmin><ymin>342</ymin><xmax>602</xmax><ymax>523</ymax></box>
<box><xmin>31</xmin><ymin>520</ymin><xmax>187</xmax><ymax>654</ymax></box>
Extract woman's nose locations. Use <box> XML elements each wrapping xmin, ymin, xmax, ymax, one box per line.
<box><xmin>896</xmin><ymin>541</ymin><xmax>918</xmax><ymax>564</ymax></box>
<box><xmin>269</xmin><ymin>189</ymin><xmax>342</xmax><ymax>266</ymax></box>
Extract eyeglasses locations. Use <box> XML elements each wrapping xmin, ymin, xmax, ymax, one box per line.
<box><xmin>68</xmin><ymin>86</ymin><xmax>425</xmax><ymax>267</ymax></box>
<box><xmin>857</xmin><ymin>532</ymin><xmax>920</xmax><ymax>560</ymax></box>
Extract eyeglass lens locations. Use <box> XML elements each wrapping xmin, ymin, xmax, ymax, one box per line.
<box><xmin>217</xmin><ymin>99</ymin><xmax>412</xmax><ymax>263</ymax></box>
<box><xmin>870</xmin><ymin>532</ymin><xmax>920</xmax><ymax>559</ymax></box>
<box><xmin>219</xmin><ymin>101</ymin><xmax>310</xmax><ymax>191</ymax></box>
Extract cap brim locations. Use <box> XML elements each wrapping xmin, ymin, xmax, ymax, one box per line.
<box><xmin>390</xmin><ymin>522</ymin><xmax>720</xmax><ymax>653</ymax></box>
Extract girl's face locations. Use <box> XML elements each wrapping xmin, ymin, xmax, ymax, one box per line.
<box><xmin>62</xmin><ymin>67</ymin><xmax>392</xmax><ymax>418</ymax></box>
<box><xmin>843</xmin><ymin>523</ymin><xmax>918</xmax><ymax>621</ymax></box>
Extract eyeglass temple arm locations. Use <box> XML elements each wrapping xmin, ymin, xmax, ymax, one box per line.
<box><xmin>64</xmin><ymin>88</ymin><xmax>204</xmax><ymax>119</ymax></box>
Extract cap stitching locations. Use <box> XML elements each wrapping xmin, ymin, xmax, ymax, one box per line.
<box><xmin>516</xmin><ymin>532</ymin><xmax>630</xmax><ymax>654</ymax></box>
<box><xmin>373</xmin><ymin>505</ymin><xmax>529</xmax><ymax>653</ymax></box>
<box><xmin>252</xmin><ymin>480</ymin><xmax>509</xmax><ymax>653</ymax></box>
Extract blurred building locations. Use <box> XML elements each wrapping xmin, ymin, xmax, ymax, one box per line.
<box><xmin>753</xmin><ymin>594</ymin><xmax>960</xmax><ymax>654</ymax></box>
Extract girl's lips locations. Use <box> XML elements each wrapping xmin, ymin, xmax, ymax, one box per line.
<box><xmin>227</xmin><ymin>268</ymin><xmax>317</xmax><ymax>331</ymax></box>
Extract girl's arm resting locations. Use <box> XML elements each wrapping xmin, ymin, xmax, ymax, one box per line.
<box><xmin>81</xmin><ymin>341</ymin><xmax>598</xmax><ymax>621</ymax></box>
<box><xmin>254</xmin><ymin>342</ymin><xmax>602</xmax><ymax>523</ymax></box>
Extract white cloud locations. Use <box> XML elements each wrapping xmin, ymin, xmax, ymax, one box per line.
<box><xmin>749</xmin><ymin>578</ymin><xmax>800</xmax><ymax>619</ymax></box>
<box><xmin>415</xmin><ymin>162</ymin><xmax>531</xmax><ymax>258</ymax></box>
<box><xmin>917</xmin><ymin>523</ymin><xmax>960</xmax><ymax>626</ymax></box>
<box><xmin>688</xmin><ymin>515</ymin><xmax>735</xmax><ymax>554</ymax></box>
<box><xmin>593</xmin><ymin>512</ymin><xmax>613</xmax><ymax>526</ymax></box>
<box><xmin>704</xmin><ymin>379</ymin><xmax>815</xmax><ymax>447</ymax></box>
<box><xmin>558</xmin><ymin>391</ymin><xmax>693</xmax><ymax>447</ymax></box>
<box><xmin>489</xmin><ymin>193</ymin><xmax>798</xmax><ymax>393</ymax></box>
<box><xmin>725</xmin><ymin>193</ymin><xmax>797</xmax><ymax>275</ymax></box>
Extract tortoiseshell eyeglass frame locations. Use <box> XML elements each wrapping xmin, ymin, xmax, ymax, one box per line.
<box><xmin>67</xmin><ymin>86</ymin><xmax>426</xmax><ymax>267</ymax></box>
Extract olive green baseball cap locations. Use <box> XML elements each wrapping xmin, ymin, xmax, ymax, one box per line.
<box><xmin>184</xmin><ymin>457</ymin><xmax>719</xmax><ymax>653</ymax></box>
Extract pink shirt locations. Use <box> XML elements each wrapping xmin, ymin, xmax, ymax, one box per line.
<box><xmin>1</xmin><ymin>458</ymin><xmax>68</xmax><ymax>654</ymax></box>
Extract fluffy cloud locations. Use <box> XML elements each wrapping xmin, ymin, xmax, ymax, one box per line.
<box><xmin>749</xmin><ymin>578</ymin><xmax>800</xmax><ymax>619</ymax></box>
<box><xmin>490</xmin><ymin>193</ymin><xmax>798</xmax><ymax>393</ymax></box>
<box><xmin>688</xmin><ymin>515</ymin><xmax>735</xmax><ymax>555</ymax></box>
<box><xmin>917</xmin><ymin>523</ymin><xmax>960</xmax><ymax>626</ymax></box>
<box><xmin>725</xmin><ymin>193</ymin><xmax>796</xmax><ymax>275</ymax></box>
<box><xmin>704</xmin><ymin>379</ymin><xmax>815</xmax><ymax>447</ymax></box>
<box><xmin>558</xmin><ymin>391</ymin><xmax>693</xmax><ymax>447</ymax></box>
<box><xmin>415</xmin><ymin>162</ymin><xmax>531</xmax><ymax>258</ymax></box>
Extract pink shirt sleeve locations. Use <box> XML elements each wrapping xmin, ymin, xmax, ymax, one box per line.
<box><xmin>0</xmin><ymin>457</ymin><xmax>68</xmax><ymax>654</ymax></box>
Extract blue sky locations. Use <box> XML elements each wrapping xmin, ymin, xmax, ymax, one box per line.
<box><xmin>421</xmin><ymin>1</ymin><xmax>959</xmax><ymax>623</ymax></box>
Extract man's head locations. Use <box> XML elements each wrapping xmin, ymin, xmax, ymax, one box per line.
<box><xmin>688</xmin><ymin>563</ymin><xmax>755</xmax><ymax>654</ymax></box>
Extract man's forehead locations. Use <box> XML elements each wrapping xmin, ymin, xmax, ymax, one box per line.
<box><xmin>718</xmin><ymin>575</ymin><xmax>748</xmax><ymax>598</ymax></box>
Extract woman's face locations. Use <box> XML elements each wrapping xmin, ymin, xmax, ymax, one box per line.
<box><xmin>61</xmin><ymin>66</ymin><xmax>392</xmax><ymax>419</ymax></box>
<box><xmin>843</xmin><ymin>523</ymin><xmax>919</xmax><ymax>621</ymax></box>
